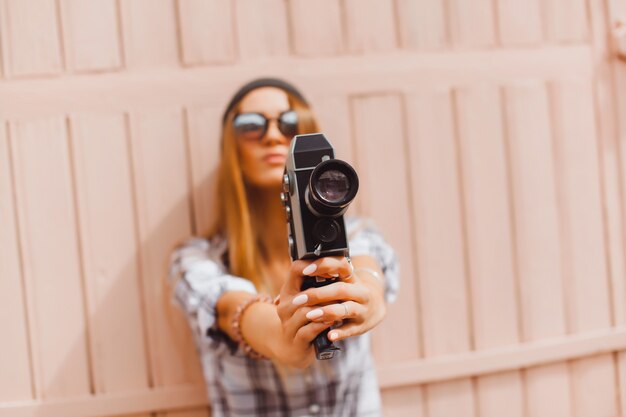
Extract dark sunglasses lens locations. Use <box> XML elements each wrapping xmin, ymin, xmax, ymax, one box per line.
<box><xmin>279</xmin><ymin>111</ymin><xmax>298</xmax><ymax>138</ymax></box>
<box><xmin>233</xmin><ymin>113</ymin><xmax>266</xmax><ymax>140</ymax></box>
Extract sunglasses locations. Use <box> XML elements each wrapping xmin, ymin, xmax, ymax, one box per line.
<box><xmin>233</xmin><ymin>110</ymin><xmax>299</xmax><ymax>141</ymax></box>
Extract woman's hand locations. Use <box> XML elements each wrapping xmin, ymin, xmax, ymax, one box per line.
<box><xmin>289</xmin><ymin>256</ymin><xmax>387</xmax><ymax>343</ymax></box>
<box><xmin>274</xmin><ymin>255</ymin><xmax>386</xmax><ymax>362</ymax></box>
<box><xmin>271</xmin><ymin>259</ymin><xmax>345</xmax><ymax>369</ymax></box>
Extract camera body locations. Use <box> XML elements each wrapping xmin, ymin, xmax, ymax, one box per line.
<box><xmin>281</xmin><ymin>133</ymin><xmax>359</xmax><ymax>360</ymax></box>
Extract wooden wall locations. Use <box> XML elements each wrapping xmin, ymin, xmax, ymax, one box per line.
<box><xmin>1</xmin><ymin>0</ymin><xmax>626</xmax><ymax>416</ymax></box>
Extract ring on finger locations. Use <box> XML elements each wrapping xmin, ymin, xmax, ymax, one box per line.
<box><xmin>342</xmin><ymin>302</ymin><xmax>349</xmax><ymax>318</ymax></box>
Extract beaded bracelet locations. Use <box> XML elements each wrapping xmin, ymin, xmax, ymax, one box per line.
<box><xmin>230</xmin><ymin>294</ymin><xmax>273</xmax><ymax>360</ymax></box>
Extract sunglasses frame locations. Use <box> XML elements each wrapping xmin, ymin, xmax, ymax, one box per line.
<box><xmin>232</xmin><ymin>110</ymin><xmax>299</xmax><ymax>141</ymax></box>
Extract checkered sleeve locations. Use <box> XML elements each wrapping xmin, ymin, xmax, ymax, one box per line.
<box><xmin>168</xmin><ymin>237</ymin><xmax>258</xmax><ymax>352</ymax></box>
<box><xmin>347</xmin><ymin>218</ymin><xmax>400</xmax><ymax>304</ymax></box>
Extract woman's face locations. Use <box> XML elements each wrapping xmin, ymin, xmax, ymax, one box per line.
<box><xmin>236</xmin><ymin>87</ymin><xmax>294</xmax><ymax>189</ymax></box>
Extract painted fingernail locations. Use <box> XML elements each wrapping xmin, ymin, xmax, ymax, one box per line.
<box><xmin>292</xmin><ymin>294</ymin><xmax>308</xmax><ymax>306</ymax></box>
<box><xmin>328</xmin><ymin>331</ymin><xmax>338</xmax><ymax>341</ymax></box>
<box><xmin>302</xmin><ymin>264</ymin><xmax>317</xmax><ymax>275</ymax></box>
<box><xmin>306</xmin><ymin>309</ymin><xmax>323</xmax><ymax>320</ymax></box>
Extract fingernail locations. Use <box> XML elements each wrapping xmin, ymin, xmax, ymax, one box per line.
<box><xmin>302</xmin><ymin>264</ymin><xmax>317</xmax><ymax>275</ymax></box>
<box><xmin>292</xmin><ymin>294</ymin><xmax>308</xmax><ymax>305</ymax></box>
<box><xmin>330</xmin><ymin>273</ymin><xmax>339</xmax><ymax>278</ymax></box>
<box><xmin>328</xmin><ymin>331</ymin><xmax>337</xmax><ymax>341</ymax></box>
<box><xmin>306</xmin><ymin>309</ymin><xmax>323</xmax><ymax>320</ymax></box>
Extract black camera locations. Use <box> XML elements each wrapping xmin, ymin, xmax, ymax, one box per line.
<box><xmin>281</xmin><ymin>133</ymin><xmax>359</xmax><ymax>360</ymax></box>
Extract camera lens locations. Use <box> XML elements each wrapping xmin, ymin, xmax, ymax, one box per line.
<box><xmin>306</xmin><ymin>159</ymin><xmax>359</xmax><ymax>217</ymax></box>
<box><xmin>315</xmin><ymin>170</ymin><xmax>350</xmax><ymax>203</ymax></box>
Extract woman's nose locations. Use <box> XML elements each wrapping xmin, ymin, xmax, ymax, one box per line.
<box><xmin>262</xmin><ymin>119</ymin><xmax>287</xmax><ymax>144</ymax></box>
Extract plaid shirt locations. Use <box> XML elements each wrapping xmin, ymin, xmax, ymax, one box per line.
<box><xmin>168</xmin><ymin>217</ymin><xmax>399</xmax><ymax>417</ymax></box>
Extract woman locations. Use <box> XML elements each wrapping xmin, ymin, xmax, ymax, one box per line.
<box><xmin>169</xmin><ymin>78</ymin><xmax>399</xmax><ymax>417</ymax></box>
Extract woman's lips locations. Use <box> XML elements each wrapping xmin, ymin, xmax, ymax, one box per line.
<box><xmin>264</xmin><ymin>154</ymin><xmax>286</xmax><ymax>164</ymax></box>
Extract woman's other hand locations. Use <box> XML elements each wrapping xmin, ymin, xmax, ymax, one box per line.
<box><xmin>271</xmin><ymin>259</ymin><xmax>348</xmax><ymax>369</ymax></box>
<box><xmin>286</xmin><ymin>256</ymin><xmax>386</xmax><ymax>343</ymax></box>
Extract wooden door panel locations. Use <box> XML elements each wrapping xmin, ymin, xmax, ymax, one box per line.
<box><xmin>10</xmin><ymin>117</ymin><xmax>91</xmax><ymax>398</ymax></box>
<box><xmin>69</xmin><ymin>113</ymin><xmax>150</xmax><ymax>395</ymax></box>
<box><xmin>0</xmin><ymin>123</ymin><xmax>33</xmax><ymax>402</ymax></box>
<box><xmin>59</xmin><ymin>0</ymin><xmax>122</xmax><ymax>72</ymax></box>
<box><xmin>128</xmin><ymin>108</ymin><xmax>204</xmax><ymax>391</ymax></box>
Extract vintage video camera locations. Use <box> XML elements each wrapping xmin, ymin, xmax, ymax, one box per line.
<box><xmin>281</xmin><ymin>133</ymin><xmax>359</xmax><ymax>360</ymax></box>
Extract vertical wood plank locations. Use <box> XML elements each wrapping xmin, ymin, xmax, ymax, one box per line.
<box><xmin>0</xmin><ymin>0</ymin><xmax>63</xmax><ymax>77</ymax></box>
<box><xmin>448</xmin><ymin>0</ymin><xmax>497</xmax><ymax>47</ymax></box>
<box><xmin>405</xmin><ymin>90</ymin><xmax>466</xmax><ymax>357</ymax></box>
<box><xmin>129</xmin><ymin>108</ymin><xmax>204</xmax><ymax>389</ymax></box>
<box><xmin>69</xmin><ymin>113</ymin><xmax>150</xmax><ymax>395</ymax></box>
<box><xmin>503</xmin><ymin>82</ymin><xmax>571</xmax><ymax>417</ymax></box>
<box><xmin>289</xmin><ymin>0</ymin><xmax>344</xmax><ymax>56</ymax></box>
<box><xmin>550</xmin><ymin>80</ymin><xmax>617</xmax><ymax>417</ymax></box>
<box><xmin>185</xmin><ymin>106</ymin><xmax>222</xmax><ymax>237</ymax></box>
<box><xmin>381</xmin><ymin>386</ymin><xmax>425</xmax><ymax>417</ymax></box>
<box><xmin>496</xmin><ymin>0</ymin><xmax>543</xmax><ymax>45</ymax></box>
<box><xmin>588</xmin><ymin>0</ymin><xmax>626</xmax><ymax>327</ymax></box>
<box><xmin>0</xmin><ymin>122</ymin><xmax>33</xmax><ymax>402</ymax></box>
<box><xmin>119</xmin><ymin>0</ymin><xmax>180</xmax><ymax>68</ymax></box>
<box><xmin>404</xmin><ymin>90</ymin><xmax>475</xmax><ymax>417</ymax></box>
<box><xmin>543</xmin><ymin>0</ymin><xmax>589</xmax><ymax>42</ymax></box>
<box><xmin>59</xmin><ymin>0</ymin><xmax>122</xmax><ymax>72</ymax></box>
<box><xmin>235</xmin><ymin>0</ymin><xmax>289</xmax><ymax>60</ymax></box>
<box><xmin>177</xmin><ymin>0</ymin><xmax>236</xmax><ymax>65</ymax></box>
<box><xmin>395</xmin><ymin>0</ymin><xmax>448</xmax><ymax>50</ymax></box>
<box><xmin>351</xmin><ymin>94</ymin><xmax>420</xmax><ymax>364</ymax></box>
<box><xmin>454</xmin><ymin>85</ymin><xmax>524</xmax><ymax>417</ymax></box>
<box><xmin>343</xmin><ymin>0</ymin><xmax>397</xmax><ymax>53</ymax></box>
<box><xmin>10</xmin><ymin>117</ymin><xmax>91</xmax><ymax>398</ymax></box>
<box><xmin>592</xmin><ymin>0</ymin><xmax>626</xmax><ymax>410</ymax></box>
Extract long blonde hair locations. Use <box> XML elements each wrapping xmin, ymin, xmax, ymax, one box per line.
<box><xmin>210</xmin><ymin>89</ymin><xmax>320</xmax><ymax>291</ymax></box>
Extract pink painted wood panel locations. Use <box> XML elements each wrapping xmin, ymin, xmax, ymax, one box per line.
<box><xmin>350</xmin><ymin>94</ymin><xmax>420</xmax><ymax>364</ymax></box>
<box><xmin>503</xmin><ymin>82</ymin><xmax>571</xmax><ymax>417</ymax></box>
<box><xmin>380</xmin><ymin>386</ymin><xmax>425</xmax><ymax>417</ymax></box>
<box><xmin>177</xmin><ymin>0</ymin><xmax>236</xmax><ymax>66</ymax></box>
<box><xmin>395</xmin><ymin>0</ymin><xmax>447</xmax><ymax>50</ymax></box>
<box><xmin>343</xmin><ymin>0</ymin><xmax>397</xmax><ymax>53</ymax></box>
<box><xmin>497</xmin><ymin>0</ymin><xmax>543</xmax><ymax>45</ymax></box>
<box><xmin>59</xmin><ymin>0</ymin><xmax>122</xmax><ymax>72</ymax></box>
<box><xmin>9</xmin><ymin>118</ymin><xmax>91</xmax><ymax>399</ymax></box>
<box><xmin>128</xmin><ymin>109</ymin><xmax>205</xmax><ymax>390</ymax></box>
<box><xmin>454</xmin><ymin>85</ymin><xmax>524</xmax><ymax>417</ymax></box>
<box><xmin>289</xmin><ymin>0</ymin><xmax>344</xmax><ymax>56</ymax></box>
<box><xmin>404</xmin><ymin>90</ymin><xmax>474</xmax><ymax>417</ymax></box>
<box><xmin>549</xmin><ymin>80</ymin><xmax>617</xmax><ymax>416</ymax></box>
<box><xmin>118</xmin><ymin>0</ymin><xmax>179</xmax><ymax>68</ymax></box>
<box><xmin>543</xmin><ymin>0</ymin><xmax>589</xmax><ymax>42</ymax></box>
<box><xmin>550</xmin><ymin>80</ymin><xmax>611</xmax><ymax>332</ymax></box>
<box><xmin>0</xmin><ymin>123</ymin><xmax>33</xmax><ymax>402</ymax></box>
<box><xmin>404</xmin><ymin>89</ymin><xmax>467</xmax><ymax>357</ymax></box>
<box><xmin>69</xmin><ymin>113</ymin><xmax>150</xmax><ymax>396</ymax></box>
<box><xmin>185</xmin><ymin>106</ymin><xmax>222</xmax><ymax>237</ymax></box>
<box><xmin>589</xmin><ymin>0</ymin><xmax>626</xmax><ymax>330</ymax></box>
<box><xmin>0</xmin><ymin>0</ymin><xmax>63</xmax><ymax>77</ymax></box>
<box><xmin>234</xmin><ymin>0</ymin><xmax>289</xmax><ymax>60</ymax></box>
<box><xmin>448</xmin><ymin>0</ymin><xmax>497</xmax><ymax>47</ymax></box>
<box><xmin>605</xmin><ymin>0</ymin><xmax>626</xmax><ymax>404</ymax></box>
